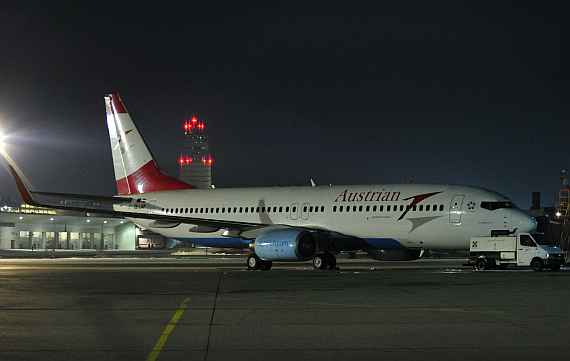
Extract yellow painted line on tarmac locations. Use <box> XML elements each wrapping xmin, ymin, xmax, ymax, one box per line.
<box><xmin>146</xmin><ymin>297</ymin><xmax>191</xmax><ymax>361</ymax></box>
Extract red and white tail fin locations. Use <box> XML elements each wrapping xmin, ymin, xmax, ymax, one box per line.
<box><xmin>104</xmin><ymin>94</ymin><xmax>196</xmax><ymax>195</ymax></box>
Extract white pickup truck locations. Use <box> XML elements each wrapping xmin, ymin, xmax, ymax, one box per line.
<box><xmin>469</xmin><ymin>232</ymin><xmax>565</xmax><ymax>271</ymax></box>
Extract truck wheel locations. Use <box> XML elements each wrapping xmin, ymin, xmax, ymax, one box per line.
<box><xmin>550</xmin><ymin>264</ymin><xmax>561</xmax><ymax>272</ymax></box>
<box><xmin>531</xmin><ymin>258</ymin><xmax>543</xmax><ymax>272</ymax></box>
<box><xmin>475</xmin><ymin>258</ymin><xmax>488</xmax><ymax>270</ymax></box>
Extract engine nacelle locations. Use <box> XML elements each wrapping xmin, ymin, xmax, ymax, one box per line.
<box><xmin>366</xmin><ymin>249</ymin><xmax>422</xmax><ymax>261</ymax></box>
<box><xmin>254</xmin><ymin>229</ymin><xmax>318</xmax><ymax>262</ymax></box>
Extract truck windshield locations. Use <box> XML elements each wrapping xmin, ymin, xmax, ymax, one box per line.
<box><xmin>530</xmin><ymin>233</ymin><xmax>556</xmax><ymax>246</ymax></box>
<box><xmin>480</xmin><ymin>201</ymin><xmax>516</xmax><ymax>211</ymax></box>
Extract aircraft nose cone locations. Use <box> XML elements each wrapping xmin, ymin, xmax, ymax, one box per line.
<box><xmin>514</xmin><ymin>212</ymin><xmax>537</xmax><ymax>232</ymax></box>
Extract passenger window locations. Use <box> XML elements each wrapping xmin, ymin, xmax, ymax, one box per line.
<box><xmin>333</xmin><ymin>206</ymin><xmax>337</xmax><ymax>212</ymax></box>
<box><xmin>439</xmin><ymin>205</ymin><xmax>444</xmax><ymax>211</ymax></box>
<box><xmin>359</xmin><ymin>206</ymin><xmax>363</xmax><ymax>212</ymax></box>
<box><xmin>387</xmin><ymin>205</ymin><xmax>391</xmax><ymax>211</ymax></box>
<box><xmin>279</xmin><ymin>207</ymin><xmax>283</xmax><ymax>212</ymax></box>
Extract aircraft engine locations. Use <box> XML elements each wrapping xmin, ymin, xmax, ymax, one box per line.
<box><xmin>366</xmin><ymin>249</ymin><xmax>421</xmax><ymax>261</ymax></box>
<box><xmin>254</xmin><ymin>229</ymin><xmax>318</xmax><ymax>262</ymax></box>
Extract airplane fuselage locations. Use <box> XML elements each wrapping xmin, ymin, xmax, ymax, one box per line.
<box><xmin>118</xmin><ymin>183</ymin><xmax>536</xmax><ymax>253</ymax></box>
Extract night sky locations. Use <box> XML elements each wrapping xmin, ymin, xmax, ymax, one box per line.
<box><xmin>1</xmin><ymin>1</ymin><xmax>569</xmax><ymax>208</ymax></box>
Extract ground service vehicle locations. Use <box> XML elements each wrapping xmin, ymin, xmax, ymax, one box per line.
<box><xmin>470</xmin><ymin>233</ymin><xmax>564</xmax><ymax>271</ymax></box>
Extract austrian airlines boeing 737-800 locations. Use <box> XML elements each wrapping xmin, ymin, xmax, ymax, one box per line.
<box><xmin>7</xmin><ymin>94</ymin><xmax>536</xmax><ymax>270</ymax></box>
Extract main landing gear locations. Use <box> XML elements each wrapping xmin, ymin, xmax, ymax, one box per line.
<box><xmin>247</xmin><ymin>254</ymin><xmax>272</xmax><ymax>271</ymax></box>
<box><xmin>312</xmin><ymin>253</ymin><xmax>337</xmax><ymax>270</ymax></box>
<box><xmin>246</xmin><ymin>253</ymin><xmax>338</xmax><ymax>271</ymax></box>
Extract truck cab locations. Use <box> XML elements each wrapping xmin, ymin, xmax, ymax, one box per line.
<box><xmin>470</xmin><ymin>232</ymin><xmax>565</xmax><ymax>271</ymax></box>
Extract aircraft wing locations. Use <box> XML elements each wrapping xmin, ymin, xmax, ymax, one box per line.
<box><xmin>31</xmin><ymin>191</ymin><xmax>132</xmax><ymax>205</ymax></box>
<box><xmin>8</xmin><ymin>165</ymin><xmax>300</xmax><ymax>233</ymax></box>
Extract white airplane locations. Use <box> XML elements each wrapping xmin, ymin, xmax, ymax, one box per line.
<box><xmin>7</xmin><ymin>94</ymin><xmax>536</xmax><ymax>270</ymax></box>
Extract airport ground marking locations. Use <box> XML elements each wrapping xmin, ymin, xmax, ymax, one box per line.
<box><xmin>146</xmin><ymin>297</ymin><xmax>191</xmax><ymax>361</ymax></box>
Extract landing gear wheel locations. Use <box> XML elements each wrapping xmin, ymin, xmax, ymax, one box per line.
<box><xmin>325</xmin><ymin>253</ymin><xmax>337</xmax><ymax>270</ymax></box>
<box><xmin>312</xmin><ymin>254</ymin><xmax>327</xmax><ymax>269</ymax></box>
<box><xmin>475</xmin><ymin>258</ymin><xmax>488</xmax><ymax>270</ymax></box>
<box><xmin>313</xmin><ymin>253</ymin><xmax>337</xmax><ymax>270</ymax></box>
<box><xmin>247</xmin><ymin>254</ymin><xmax>262</xmax><ymax>270</ymax></box>
<box><xmin>260</xmin><ymin>260</ymin><xmax>272</xmax><ymax>271</ymax></box>
<box><xmin>532</xmin><ymin>258</ymin><xmax>543</xmax><ymax>272</ymax></box>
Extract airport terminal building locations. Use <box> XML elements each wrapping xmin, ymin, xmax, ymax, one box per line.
<box><xmin>0</xmin><ymin>202</ymin><xmax>140</xmax><ymax>251</ymax></box>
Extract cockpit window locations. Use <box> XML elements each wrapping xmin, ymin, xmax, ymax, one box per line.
<box><xmin>480</xmin><ymin>201</ymin><xmax>516</xmax><ymax>211</ymax></box>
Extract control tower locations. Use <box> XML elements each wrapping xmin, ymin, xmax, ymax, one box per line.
<box><xmin>178</xmin><ymin>116</ymin><xmax>212</xmax><ymax>188</ymax></box>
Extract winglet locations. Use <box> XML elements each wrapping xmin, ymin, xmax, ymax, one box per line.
<box><xmin>9</xmin><ymin>165</ymin><xmax>41</xmax><ymax>206</ymax></box>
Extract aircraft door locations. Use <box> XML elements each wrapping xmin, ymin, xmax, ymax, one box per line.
<box><xmin>301</xmin><ymin>203</ymin><xmax>310</xmax><ymax>220</ymax></box>
<box><xmin>449</xmin><ymin>195</ymin><xmax>464</xmax><ymax>223</ymax></box>
<box><xmin>290</xmin><ymin>203</ymin><xmax>299</xmax><ymax>220</ymax></box>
